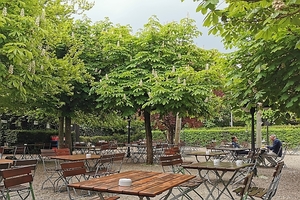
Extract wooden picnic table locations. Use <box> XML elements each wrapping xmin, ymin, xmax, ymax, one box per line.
<box><xmin>68</xmin><ymin>170</ymin><xmax>196</xmax><ymax>200</ymax></box>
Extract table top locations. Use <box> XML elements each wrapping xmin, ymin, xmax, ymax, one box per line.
<box><xmin>214</xmin><ymin>147</ymin><xmax>250</xmax><ymax>151</ymax></box>
<box><xmin>50</xmin><ymin>154</ymin><xmax>101</xmax><ymax>161</ymax></box>
<box><xmin>183</xmin><ymin>161</ymin><xmax>254</xmax><ymax>171</ymax></box>
<box><xmin>0</xmin><ymin>159</ymin><xmax>14</xmax><ymax>164</ymax></box>
<box><xmin>186</xmin><ymin>151</ymin><xmax>227</xmax><ymax>156</ymax></box>
<box><xmin>68</xmin><ymin>170</ymin><xmax>195</xmax><ymax>197</ymax></box>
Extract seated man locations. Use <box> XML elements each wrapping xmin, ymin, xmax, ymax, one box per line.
<box><xmin>231</xmin><ymin>136</ymin><xmax>249</xmax><ymax>155</ymax></box>
<box><xmin>266</xmin><ymin>134</ymin><xmax>282</xmax><ymax>157</ymax></box>
<box><xmin>261</xmin><ymin>134</ymin><xmax>282</xmax><ymax>166</ymax></box>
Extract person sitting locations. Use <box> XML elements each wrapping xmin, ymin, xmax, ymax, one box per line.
<box><xmin>266</xmin><ymin>134</ymin><xmax>282</xmax><ymax>157</ymax></box>
<box><xmin>231</xmin><ymin>136</ymin><xmax>249</xmax><ymax>155</ymax></box>
<box><xmin>261</xmin><ymin>134</ymin><xmax>282</xmax><ymax>167</ymax></box>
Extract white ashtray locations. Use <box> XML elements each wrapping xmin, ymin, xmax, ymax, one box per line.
<box><xmin>213</xmin><ymin>159</ymin><xmax>220</xmax><ymax>166</ymax></box>
<box><xmin>86</xmin><ymin>154</ymin><xmax>91</xmax><ymax>158</ymax></box>
<box><xmin>236</xmin><ymin>160</ymin><xmax>243</xmax><ymax>166</ymax></box>
<box><xmin>119</xmin><ymin>178</ymin><xmax>132</xmax><ymax>187</ymax></box>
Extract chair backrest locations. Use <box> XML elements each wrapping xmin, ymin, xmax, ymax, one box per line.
<box><xmin>159</xmin><ymin>154</ymin><xmax>183</xmax><ymax>173</ymax></box>
<box><xmin>60</xmin><ymin>161</ymin><xmax>87</xmax><ymax>179</ymax></box>
<box><xmin>164</xmin><ymin>147</ymin><xmax>180</xmax><ymax>156</ymax></box>
<box><xmin>2</xmin><ymin>166</ymin><xmax>34</xmax><ymax>194</ymax></box>
<box><xmin>13</xmin><ymin>159</ymin><xmax>38</xmax><ymax>177</ymax></box>
<box><xmin>40</xmin><ymin>149</ymin><xmax>56</xmax><ymax>157</ymax></box>
<box><xmin>60</xmin><ymin>161</ymin><xmax>87</xmax><ymax>200</ymax></box>
<box><xmin>0</xmin><ymin>163</ymin><xmax>11</xmax><ymax>170</ymax></box>
<box><xmin>264</xmin><ymin>161</ymin><xmax>284</xmax><ymax>199</ymax></box>
<box><xmin>240</xmin><ymin>172</ymin><xmax>254</xmax><ymax>200</ymax></box>
<box><xmin>111</xmin><ymin>153</ymin><xmax>125</xmax><ymax>173</ymax></box>
<box><xmin>55</xmin><ymin>148</ymin><xmax>71</xmax><ymax>156</ymax></box>
<box><xmin>93</xmin><ymin>154</ymin><xmax>114</xmax><ymax>176</ymax></box>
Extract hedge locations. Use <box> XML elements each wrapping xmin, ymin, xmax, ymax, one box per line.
<box><xmin>3</xmin><ymin>125</ymin><xmax>299</xmax><ymax>148</ymax></box>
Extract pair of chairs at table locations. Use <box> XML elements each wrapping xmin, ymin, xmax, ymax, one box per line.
<box><xmin>40</xmin><ymin>148</ymin><xmax>125</xmax><ymax>200</ymax></box>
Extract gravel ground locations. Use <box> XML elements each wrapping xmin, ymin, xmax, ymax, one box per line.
<box><xmin>12</xmin><ymin>150</ymin><xmax>300</xmax><ymax>200</ymax></box>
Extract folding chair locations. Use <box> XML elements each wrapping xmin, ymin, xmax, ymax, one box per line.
<box><xmin>12</xmin><ymin>159</ymin><xmax>38</xmax><ymax>177</ymax></box>
<box><xmin>110</xmin><ymin>153</ymin><xmax>125</xmax><ymax>174</ymax></box>
<box><xmin>40</xmin><ymin>149</ymin><xmax>62</xmax><ymax>191</ymax></box>
<box><xmin>263</xmin><ymin>146</ymin><xmax>286</xmax><ymax>167</ymax></box>
<box><xmin>0</xmin><ymin>166</ymin><xmax>35</xmax><ymax>200</ymax></box>
<box><xmin>61</xmin><ymin>161</ymin><xmax>121</xmax><ymax>200</ymax></box>
<box><xmin>85</xmin><ymin>154</ymin><xmax>114</xmax><ymax>179</ymax></box>
<box><xmin>232</xmin><ymin>150</ymin><xmax>260</xmax><ymax>186</ymax></box>
<box><xmin>246</xmin><ymin>161</ymin><xmax>285</xmax><ymax>199</ymax></box>
<box><xmin>13</xmin><ymin>146</ymin><xmax>31</xmax><ymax>160</ymax></box>
<box><xmin>232</xmin><ymin>171</ymin><xmax>254</xmax><ymax>200</ymax></box>
<box><xmin>55</xmin><ymin>148</ymin><xmax>71</xmax><ymax>156</ymax></box>
<box><xmin>159</xmin><ymin>154</ymin><xmax>205</xmax><ymax>200</ymax></box>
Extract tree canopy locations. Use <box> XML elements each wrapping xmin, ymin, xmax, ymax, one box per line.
<box><xmin>183</xmin><ymin>0</ymin><xmax>300</xmax><ymax>115</ymax></box>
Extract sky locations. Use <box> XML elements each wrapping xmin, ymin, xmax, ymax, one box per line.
<box><xmin>83</xmin><ymin>0</ymin><xmax>229</xmax><ymax>53</ymax></box>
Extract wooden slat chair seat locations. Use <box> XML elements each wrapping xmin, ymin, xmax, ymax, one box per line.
<box><xmin>61</xmin><ymin>161</ymin><xmax>120</xmax><ymax>200</ymax></box>
<box><xmin>235</xmin><ymin>161</ymin><xmax>284</xmax><ymax>200</ymax></box>
<box><xmin>0</xmin><ymin>166</ymin><xmax>35</xmax><ymax>200</ymax></box>
<box><xmin>159</xmin><ymin>154</ymin><xmax>206</xmax><ymax>200</ymax></box>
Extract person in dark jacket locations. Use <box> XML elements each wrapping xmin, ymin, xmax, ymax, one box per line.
<box><xmin>266</xmin><ymin>134</ymin><xmax>282</xmax><ymax>157</ymax></box>
<box><xmin>231</xmin><ymin>136</ymin><xmax>248</xmax><ymax>155</ymax></box>
<box><xmin>261</xmin><ymin>134</ymin><xmax>283</xmax><ymax>167</ymax></box>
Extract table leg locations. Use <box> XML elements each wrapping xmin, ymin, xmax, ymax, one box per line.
<box><xmin>214</xmin><ymin>170</ymin><xmax>238</xmax><ymax>199</ymax></box>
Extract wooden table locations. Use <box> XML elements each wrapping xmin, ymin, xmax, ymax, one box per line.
<box><xmin>186</xmin><ymin>151</ymin><xmax>228</xmax><ymax>162</ymax></box>
<box><xmin>50</xmin><ymin>154</ymin><xmax>102</xmax><ymax>170</ymax></box>
<box><xmin>0</xmin><ymin>159</ymin><xmax>14</xmax><ymax>165</ymax></box>
<box><xmin>68</xmin><ymin>170</ymin><xmax>196</xmax><ymax>200</ymax></box>
<box><xmin>213</xmin><ymin>147</ymin><xmax>250</xmax><ymax>161</ymax></box>
<box><xmin>183</xmin><ymin>161</ymin><xmax>254</xmax><ymax>200</ymax></box>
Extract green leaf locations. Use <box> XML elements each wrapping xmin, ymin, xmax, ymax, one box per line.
<box><xmin>295</xmin><ymin>40</ymin><xmax>300</xmax><ymax>49</ymax></box>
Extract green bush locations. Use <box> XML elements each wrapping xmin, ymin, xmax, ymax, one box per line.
<box><xmin>2</xmin><ymin>130</ymin><xmax>59</xmax><ymax>145</ymax></box>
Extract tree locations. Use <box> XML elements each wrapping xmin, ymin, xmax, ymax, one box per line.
<box><xmin>91</xmin><ymin>16</ymin><xmax>224</xmax><ymax>164</ymax></box>
<box><xmin>183</xmin><ymin>0</ymin><xmax>300</xmax><ymax>115</ymax></box>
<box><xmin>0</xmin><ymin>0</ymin><xmax>95</xmax><ymax>152</ymax></box>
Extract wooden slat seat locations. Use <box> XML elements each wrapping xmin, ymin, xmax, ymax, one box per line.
<box><xmin>234</xmin><ymin>161</ymin><xmax>284</xmax><ymax>200</ymax></box>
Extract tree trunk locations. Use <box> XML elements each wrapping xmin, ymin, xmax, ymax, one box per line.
<box><xmin>65</xmin><ymin>116</ymin><xmax>72</xmax><ymax>153</ymax></box>
<box><xmin>74</xmin><ymin>124</ymin><xmax>80</xmax><ymax>142</ymax></box>
<box><xmin>174</xmin><ymin>113</ymin><xmax>181</xmax><ymax>146</ymax></box>
<box><xmin>58</xmin><ymin>116</ymin><xmax>64</xmax><ymax>149</ymax></box>
<box><xmin>144</xmin><ymin>110</ymin><xmax>153</xmax><ymax>164</ymax></box>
